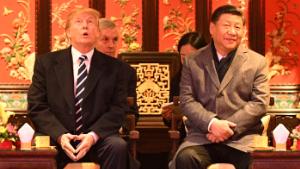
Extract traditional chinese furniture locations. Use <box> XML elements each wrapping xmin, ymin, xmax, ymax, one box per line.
<box><xmin>0</xmin><ymin>148</ymin><xmax>57</xmax><ymax>169</ymax></box>
<box><xmin>118</xmin><ymin>52</ymin><xmax>181</xmax><ymax>168</ymax></box>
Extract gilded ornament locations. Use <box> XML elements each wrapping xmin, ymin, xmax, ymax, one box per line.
<box><xmin>3</xmin><ymin>7</ymin><xmax>13</xmax><ymax>16</ymax></box>
<box><xmin>134</xmin><ymin>63</ymin><xmax>170</xmax><ymax>115</ymax></box>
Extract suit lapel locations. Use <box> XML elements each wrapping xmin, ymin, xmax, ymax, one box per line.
<box><xmin>199</xmin><ymin>47</ymin><xmax>220</xmax><ymax>88</ymax></box>
<box><xmin>54</xmin><ymin>47</ymin><xmax>75</xmax><ymax>111</ymax></box>
<box><xmin>82</xmin><ymin>51</ymin><xmax>106</xmax><ymax>99</ymax></box>
<box><xmin>219</xmin><ymin>46</ymin><xmax>247</xmax><ymax>92</ymax></box>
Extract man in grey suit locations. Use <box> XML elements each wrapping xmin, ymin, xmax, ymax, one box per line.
<box><xmin>28</xmin><ymin>8</ymin><xmax>128</xmax><ymax>169</ymax></box>
<box><xmin>170</xmin><ymin>5</ymin><xmax>269</xmax><ymax>169</ymax></box>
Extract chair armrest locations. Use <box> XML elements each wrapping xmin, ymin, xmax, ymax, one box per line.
<box><xmin>168</xmin><ymin>130</ymin><xmax>180</xmax><ymax>140</ymax></box>
<box><xmin>168</xmin><ymin>96</ymin><xmax>184</xmax><ymax>158</ymax></box>
<box><xmin>129</xmin><ymin>130</ymin><xmax>140</xmax><ymax>140</ymax></box>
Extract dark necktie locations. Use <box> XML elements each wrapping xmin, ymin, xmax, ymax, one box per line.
<box><xmin>74</xmin><ymin>55</ymin><xmax>88</xmax><ymax>134</ymax></box>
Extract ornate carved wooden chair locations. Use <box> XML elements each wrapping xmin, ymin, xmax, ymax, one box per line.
<box><xmin>118</xmin><ymin>52</ymin><xmax>181</xmax><ymax>119</ymax></box>
<box><xmin>118</xmin><ymin>52</ymin><xmax>181</xmax><ymax>160</ymax></box>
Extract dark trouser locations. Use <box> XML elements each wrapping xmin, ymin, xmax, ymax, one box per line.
<box><xmin>56</xmin><ymin>135</ymin><xmax>128</xmax><ymax>169</ymax></box>
<box><xmin>175</xmin><ymin>144</ymin><xmax>250</xmax><ymax>169</ymax></box>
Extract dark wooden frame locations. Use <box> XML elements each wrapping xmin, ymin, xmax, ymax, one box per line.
<box><xmin>249</xmin><ymin>0</ymin><xmax>265</xmax><ymax>55</ymax></box>
<box><xmin>142</xmin><ymin>0</ymin><xmax>159</xmax><ymax>51</ymax></box>
<box><xmin>35</xmin><ymin>0</ymin><xmax>51</xmax><ymax>55</ymax></box>
<box><xmin>195</xmin><ymin>0</ymin><xmax>212</xmax><ymax>43</ymax></box>
<box><xmin>90</xmin><ymin>0</ymin><xmax>106</xmax><ymax>17</ymax></box>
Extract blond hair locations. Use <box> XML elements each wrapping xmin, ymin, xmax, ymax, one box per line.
<box><xmin>65</xmin><ymin>7</ymin><xmax>101</xmax><ymax>31</ymax></box>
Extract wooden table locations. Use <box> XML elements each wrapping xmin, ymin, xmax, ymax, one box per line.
<box><xmin>0</xmin><ymin>148</ymin><xmax>57</xmax><ymax>169</ymax></box>
<box><xmin>250</xmin><ymin>150</ymin><xmax>300</xmax><ymax>169</ymax></box>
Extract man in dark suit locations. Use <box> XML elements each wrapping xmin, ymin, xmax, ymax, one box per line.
<box><xmin>170</xmin><ymin>5</ymin><xmax>269</xmax><ymax>169</ymax></box>
<box><xmin>96</xmin><ymin>18</ymin><xmax>138</xmax><ymax>123</ymax></box>
<box><xmin>28</xmin><ymin>7</ymin><xmax>128</xmax><ymax>169</ymax></box>
<box><xmin>96</xmin><ymin>17</ymin><xmax>140</xmax><ymax>169</ymax></box>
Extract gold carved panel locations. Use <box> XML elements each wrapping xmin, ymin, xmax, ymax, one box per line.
<box><xmin>132</xmin><ymin>63</ymin><xmax>170</xmax><ymax>115</ymax></box>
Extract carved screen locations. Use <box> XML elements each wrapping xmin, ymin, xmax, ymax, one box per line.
<box><xmin>118</xmin><ymin>52</ymin><xmax>180</xmax><ymax>115</ymax></box>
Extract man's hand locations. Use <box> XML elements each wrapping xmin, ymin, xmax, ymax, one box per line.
<box><xmin>58</xmin><ymin>133</ymin><xmax>77</xmax><ymax>161</ymax></box>
<box><xmin>206</xmin><ymin>133</ymin><xmax>220</xmax><ymax>143</ymax></box>
<box><xmin>74</xmin><ymin>133</ymin><xmax>95</xmax><ymax>161</ymax></box>
<box><xmin>208</xmin><ymin>119</ymin><xmax>236</xmax><ymax>142</ymax></box>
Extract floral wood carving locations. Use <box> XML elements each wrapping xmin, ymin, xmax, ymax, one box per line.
<box><xmin>133</xmin><ymin>63</ymin><xmax>170</xmax><ymax>115</ymax></box>
<box><xmin>52</xmin><ymin>0</ymin><xmax>80</xmax><ymax>51</ymax></box>
<box><xmin>113</xmin><ymin>0</ymin><xmax>141</xmax><ymax>52</ymax></box>
<box><xmin>266</xmin><ymin>0</ymin><xmax>300</xmax><ymax>80</ymax></box>
<box><xmin>163</xmin><ymin>1</ymin><xmax>194</xmax><ymax>52</ymax></box>
<box><xmin>0</xmin><ymin>0</ymin><xmax>35</xmax><ymax>80</ymax></box>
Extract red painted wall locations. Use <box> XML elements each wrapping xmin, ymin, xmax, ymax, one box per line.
<box><xmin>0</xmin><ymin>0</ymin><xmax>35</xmax><ymax>84</ymax></box>
<box><xmin>159</xmin><ymin>0</ymin><xmax>196</xmax><ymax>52</ymax></box>
<box><xmin>1</xmin><ymin>0</ymin><xmax>300</xmax><ymax>85</ymax></box>
<box><xmin>106</xmin><ymin>0</ymin><xmax>142</xmax><ymax>54</ymax></box>
<box><xmin>265</xmin><ymin>0</ymin><xmax>300</xmax><ymax>85</ymax></box>
<box><xmin>51</xmin><ymin>0</ymin><xmax>89</xmax><ymax>51</ymax></box>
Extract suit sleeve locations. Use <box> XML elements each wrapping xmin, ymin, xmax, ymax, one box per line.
<box><xmin>180</xmin><ymin>58</ymin><xmax>217</xmax><ymax>132</ymax></box>
<box><xmin>27</xmin><ymin>55</ymin><xmax>68</xmax><ymax>142</ymax></box>
<box><xmin>227</xmin><ymin>57</ymin><xmax>270</xmax><ymax>138</ymax></box>
<box><xmin>128</xmin><ymin>68</ymin><xmax>139</xmax><ymax>122</ymax></box>
<box><xmin>88</xmin><ymin>61</ymin><xmax>128</xmax><ymax>138</ymax></box>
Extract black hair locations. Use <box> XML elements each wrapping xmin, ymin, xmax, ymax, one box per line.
<box><xmin>177</xmin><ymin>32</ymin><xmax>207</xmax><ymax>52</ymax></box>
<box><xmin>211</xmin><ymin>5</ymin><xmax>244</xmax><ymax>25</ymax></box>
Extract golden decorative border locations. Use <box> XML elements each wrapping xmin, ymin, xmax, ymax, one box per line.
<box><xmin>0</xmin><ymin>84</ymin><xmax>29</xmax><ymax>114</ymax></box>
<box><xmin>268</xmin><ymin>84</ymin><xmax>300</xmax><ymax>115</ymax></box>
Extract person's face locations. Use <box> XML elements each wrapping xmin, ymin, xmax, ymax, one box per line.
<box><xmin>180</xmin><ymin>44</ymin><xmax>197</xmax><ymax>63</ymax></box>
<box><xmin>66</xmin><ymin>12</ymin><xmax>99</xmax><ymax>49</ymax></box>
<box><xmin>210</xmin><ymin>13</ymin><xmax>244</xmax><ymax>56</ymax></box>
<box><xmin>96</xmin><ymin>28</ymin><xmax>119</xmax><ymax>57</ymax></box>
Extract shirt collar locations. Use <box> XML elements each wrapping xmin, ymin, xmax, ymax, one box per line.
<box><xmin>216</xmin><ymin>51</ymin><xmax>226</xmax><ymax>61</ymax></box>
<box><xmin>71</xmin><ymin>46</ymin><xmax>94</xmax><ymax>63</ymax></box>
<box><xmin>210</xmin><ymin>41</ymin><xmax>237</xmax><ymax>62</ymax></box>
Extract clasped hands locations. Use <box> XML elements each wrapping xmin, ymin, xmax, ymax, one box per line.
<box><xmin>206</xmin><ymin>119</ymin><xmax>236</xmax><ymax>143</ymax></box>
<box><xmin>59</xmin><ymin>133</ymin><xmax>95</xmax><ymax>161</ymax></box>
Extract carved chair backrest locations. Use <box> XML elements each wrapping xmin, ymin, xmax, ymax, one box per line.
<box><xmin>118</xmin><ymin>52</ymin><xmax>181</xmax><ymax>117</ymax></box>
